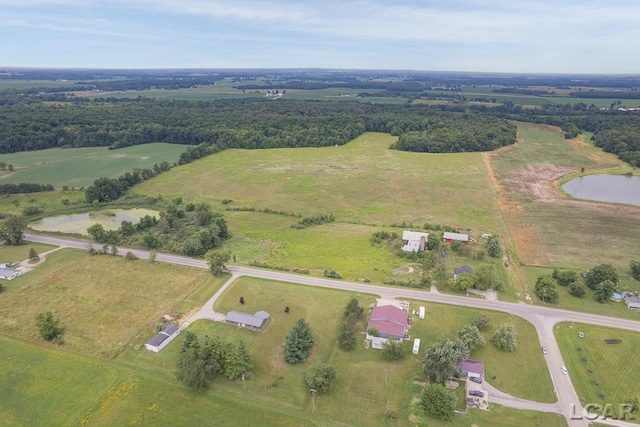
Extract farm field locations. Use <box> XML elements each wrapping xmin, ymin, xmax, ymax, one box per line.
<box><xmin>0</xmin><ymin>249</ymin><xmax>226</xmax><ymax>358</ymax></box>
<box><xmin>117</xmin><ymin>276</ymin><xmax>556</xmax><ymax>425</ymax></box>
<box><xmin>134</xmin><ymin>132</ymin><xmax>507</xmax><ymax>283</ymax></box>
<box><xmin>555</xmin><ymin>322</ymin><xmax>640</xmax><ymax>420</ymax></box>
<box><xmin>486</xmin><ymin>122</ymin><xmax>639</xmax><ymax>269</ymax></box>
<box><xmin>521</xmin><ymin>266</ymin><xmax>640</xmax><ymax>321</ymax></box>
<box><xmin>0</xmin><ymin>335</ymin><xmax>306</xmax><ymax>427</ymax></box>
<box><xmin>0</xmin><ymin>143</ymin><xmax>185</xmax><ymax>189</ymax></box>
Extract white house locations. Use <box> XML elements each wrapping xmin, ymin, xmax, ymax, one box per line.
<box><xmin>0</xmin><ymin>267</ymin><xmax>22</xmax><ymax>280</ymax></box>
<box><xmin>401</xmin><ymin>231</ymin><xmax>429</xmax><ymax>253</ymax></box>
<box><xmin>145</xmin><ymin>324</ymin><xmax>180</xmax><ymax>353</ymax></box>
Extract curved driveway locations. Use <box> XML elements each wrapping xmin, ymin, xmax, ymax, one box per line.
<box><xmin>23</xmin><ymin>233</ymin><xmax>640</xmax><ymax>426</ymax></box>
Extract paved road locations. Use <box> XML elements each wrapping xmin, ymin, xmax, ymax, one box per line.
<box><xmin>23</xmin><ymin>233</ymin><xmax>640</xmax><ymax>426</ymax></box>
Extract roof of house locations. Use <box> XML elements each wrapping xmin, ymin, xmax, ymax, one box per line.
<box><xmin>226</xmin><ymin>311</ymin><xmax>271</xmax><ymax>328</ymax></box>
<box><xmin>0</xmin><ymin>267</ymin><xmax>20</xmax><ymax>276</ymax></box>
<box><xmin>460</xmin><ymin>359</ymin><xmax>485</xmax><ymax>377</ymax></box>
<box><xmin>402</xmin><ymin>231</ymin><xmax>429</xmax><ymax>241</ymax></box>
<box><xmin>443</xmin><ymin>232</ymin><xmax>469</xmax><ymax>242</ymax></box>
<box><xmin>454</xmin><ymin>265</ymin><xmax>473</xmax><ymax>275</ymax></box>
<box><xmin>367</xmin><ymin>305</ymin><xmax>407</xmax><ymax>338</ymax></box>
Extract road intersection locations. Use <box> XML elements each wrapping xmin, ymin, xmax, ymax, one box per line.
<box><xmin>24</xmin><ymin>233</ymin><xmax>640</xmax><ymax>426</ymax></box>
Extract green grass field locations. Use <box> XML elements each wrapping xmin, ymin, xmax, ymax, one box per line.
<box><xmin>555</xmin><ymin>322</ymin><xmax>640</xmax><ymax>417</ymax></box>
<box><xmin>0</xmin><ymin>335</ymin><xmax>309</xmax><ymax>427</ymax></box>
<box><xmin>0</xmin><ymin>143</ymin><xmax>185</xmax><ymax>189</ymax></box>
<box><xmin>489</xmin><ymin>122</ymin><xmax>639</xmax><ymax>270</ymax></box>
<box><xmin>0</xmin><ymin>249</ymin><xmax>226</xmax><ymax>358</ymax></box>
<box><xmin>134</xmin><ymin>132</ymin><xmax>505</xmax><ymax>283</ymax></box>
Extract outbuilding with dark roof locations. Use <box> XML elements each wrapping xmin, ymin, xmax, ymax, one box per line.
<box><xmin>145</xmin><ymin>324</ymin><xmax>181</xmax><ymax>353</ymax></box>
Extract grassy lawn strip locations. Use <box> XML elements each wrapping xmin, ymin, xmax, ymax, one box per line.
<box><xmin>0</xmin><ymin>335</ymin><xmax>310</xmax><ymax>427</ymax></box>
<box><xmin>0</xmin><ymin>249</ymin><xmax>225</xmax><ymax>358</ymax></box>
<box><xmin>555</xmin><ymin>322</ymin><xmax>640</xmax><ymax>417</ymax></box>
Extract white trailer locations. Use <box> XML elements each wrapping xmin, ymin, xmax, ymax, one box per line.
<box><xmin>419</xmin><ymin>306</ymin><xmax>425</xmax><ymax>319</ymax></box>
<box><xmin>412</xmin><ymin>338</ymin><xmax>421</xmax><ymax>355</ymax></box>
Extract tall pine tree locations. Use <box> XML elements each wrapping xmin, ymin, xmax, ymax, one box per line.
<box><xmin>283</xmin><ymin>319</ymin><xmax>314</xmax><ymax>364</ymax></box>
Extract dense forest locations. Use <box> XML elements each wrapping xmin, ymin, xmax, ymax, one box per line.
<box><xmin>0</xmin><ymin>97</ymin><xmax>516</xmax><ymax>154</ymax></box>
<box><xmin>1</xmin><ymin>73</ymin><xmax>640</xmax><ymax>165</ymax></box>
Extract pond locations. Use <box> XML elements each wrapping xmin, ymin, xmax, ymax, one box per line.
<box><xmin>29</xmin><ymin>208</ymin><xmax>160</xmax><ymax>235</ymax></box>
<box><xmin>562</xmin><ymin>175</ymin><xmax>640</xmax><ymax>206</ymax></box>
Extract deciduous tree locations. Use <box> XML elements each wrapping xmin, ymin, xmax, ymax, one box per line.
<box><xmin>382</xmin><ymin>338</ymin><xmax>405</xmax><ymax>361</ymax></box>
<box><xmin>0</xmin><ymin>215</ymin><xmax>26</xmax><ymax>245</ymax></box>
<box><xmin>585</xmin><ymin>264</ymin><xmax>619</xmax><ymax>290</ymax></box>
<box><xmin>492</xmin><ymin>323</ymin><xmax>518</xmax><ymax>352</ymax></box>
<box><xmin>421</xmin><ymin>384</ymin><xmax>457</xmax><ymax>421</ymax></box>
<box><xmin>457</xmin><ymin>324</ymin><xmax>485</xmax><ymax>353</ymax></box>
<box><xmin>206</xmin><ymin>249</ymin><xmax>231</xmax><ymax>276</ymax></box>
<box><xmin>302</xmin><ymin>363</ymin><xmax>337</xmax><ymax>394</ymax></box>
<box><xmin>423</xmin><ymin>339</ymin><xmax>469</xmax><ymax>383</ymax></box>
<box><xmin>594</xmin><ymin>279</ymin><xmax>617</xmax><ymax>303</ymax></box>
<box><xmin>36</xmin><ymin>311</ymin><xmax>64</xmax><ymax>342</ymax></box>
<box><xmin>535</xmin><ymin>276</ymin><xmax>559</xmax><ymax>302</ymax></box>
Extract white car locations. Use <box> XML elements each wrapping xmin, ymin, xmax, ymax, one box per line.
<box><xmin>561</xmin><ymin>366</ymin><xmax>568</xmax><ymax>375</ymax></box>
<box><xmin>541</xmin><ymin>346</ymin><xmax>548</xmax><ymax>355</ymax></box>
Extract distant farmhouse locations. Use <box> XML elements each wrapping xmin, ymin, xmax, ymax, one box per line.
<box><xmin>401</xmin><ymin>231</ymin><xmax>429</xmax><ymax>253</ymax></box>
<box><xmin>226</xmin><ymin>310</ymin><xmax>271</xmax><ymax>331</ymax></box>
<box><xmin>145</xmin><ymin>324</ymin><xmax>180</xmax><ymax>353</ymax></box>
<box><xmin>443</xmin><ymin>232</ymin><xmax>469</xmax><ymax>244</ymax></box>
<box><xmin>366</xmin><ymin>305</ymin><xmax>409</xmax><ymax>349</ymax></box>
<box><xmin>0</xmin><ymin>261</ymin><xmax>22</xmax><ymax>280</ymax></box>
<box><xmin>453</xmin><ymin>265</ymin><xmax>473</xmax><ymax>281</ymax></box>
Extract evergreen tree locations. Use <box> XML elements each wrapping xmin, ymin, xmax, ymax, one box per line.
<box><xmin>283</xmin><ymin>319</ymin><xmax>314</xmax><ymax>364</ymax></box>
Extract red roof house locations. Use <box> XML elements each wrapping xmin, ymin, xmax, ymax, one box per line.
<box><xmin>460</xmin><ymin>359</ymin><xmax>485</xmax><ymax>379</ymax></box>
<box><xmin>367</xmin><ymin>305</ymin><xmax>408</xmax><ymax>340</ymax></box>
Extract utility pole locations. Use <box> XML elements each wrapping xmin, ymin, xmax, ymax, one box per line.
<box><xmin>242</xmin><ymin>373</ymin><xmax>246</xmax><ymax>393</ymax></box>
<box><xmin>310</xmin><ymin>389</ymin><xmax>317</xmax><ymax>413</ymax></box>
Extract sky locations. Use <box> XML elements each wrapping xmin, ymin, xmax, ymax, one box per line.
<box><xmin>1</xmin><ymin>0</ymin><xmax>639</xmax><ymax>73</ymax></box>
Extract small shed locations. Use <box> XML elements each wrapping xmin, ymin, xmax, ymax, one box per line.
<box><xmin>412</xmin><ymin>338</ymin><xmax>421</xmax><ymax>355</ymax></box>
<box><xmin>145</xmin><ymin>324</ymin><xmax>180</xmax><ymax>353</ymax></box>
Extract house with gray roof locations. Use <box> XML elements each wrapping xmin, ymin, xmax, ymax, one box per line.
<box><xmin>0</xmin><ymin>267</ymin><xmax>22</xmax><ymax>280</ymax></box>
<box><xmin>145</xmin><ymin>324</ymin><xmax>180</xmax><ymax>353</ymax></box>
<box><xmin>226</xmin><ymin>310</ymin><xmax>270</xmax><ymax>331</ymax></box>
<box><xmin>453</xmin><ymin>265</ymin><xmax>473</xmax><ymax>281</ymax></box>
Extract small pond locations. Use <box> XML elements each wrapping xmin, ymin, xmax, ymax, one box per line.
<box><xmin>29</xmin><ymin>208</ymin><xmax>160</xmax><ymax>235</ymax></box>
<box><xmin>562</xmin><ymin>174</ymin><xmax>640</xmax><ymax>206</ymax></box>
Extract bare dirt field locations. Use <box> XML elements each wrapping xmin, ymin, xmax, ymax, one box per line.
<box><xmin>486</xmin><ymin>123</ymin><xmax>639</xmax><ymax>268</ymax></box>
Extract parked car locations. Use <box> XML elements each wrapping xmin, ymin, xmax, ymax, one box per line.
<box><xmin>469</xmin><ymin>390</ymin><xmax>485</xmax><ymax>398</ymax></box>
<box><xmin>541</xmin><ymin>346</ymin><xmax>548</xmax><ymax>355</ymax></box>
<box><xmin>561</xmin><ymin>366</ymin><xmax>568</xmax><ymax>375</ymax></box>
<box><xmin>470</xmin><ymin>376</ymin><xmax>483</xmax><ymax>384</ymax></box>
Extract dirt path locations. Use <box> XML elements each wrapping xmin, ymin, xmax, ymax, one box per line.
<box><xmin>482</xmin><ymin>152</ymin><xmax>531</xmax><ymax>300</ymax></box>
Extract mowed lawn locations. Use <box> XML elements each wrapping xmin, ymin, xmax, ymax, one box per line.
<box><xmin>115</xmin><ymin>277</ymin><xmax>556</xmax><ymax>426</ymax></box>
<box><xmin>0</xmin><ymin>249</ymin><xmax>226</xmax><ymax>358</ymax></box>
<box><xmin>555</xmin><ymin>322</ymin><xmax>640</xmax><ymax>413</ymax></box>
<box><xmin>489</xmin><ymin>122</ymin><xmax>640</xmax><ymax>269</ymax></box>
<box><xmin>0</xmin><ymin>335</ymin><xmax>309</xmax><ymax>427</ymax></box>
<box><xmin>0</xmin><ymin>143</ymin><xmax>185</xmax><ymax>189</ymax></box>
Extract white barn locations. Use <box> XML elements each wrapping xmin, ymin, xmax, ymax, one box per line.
<box><xmin>401</xmin><ymin>231</ymin><xmax>429</xmax><ymax>253</ymax></box>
